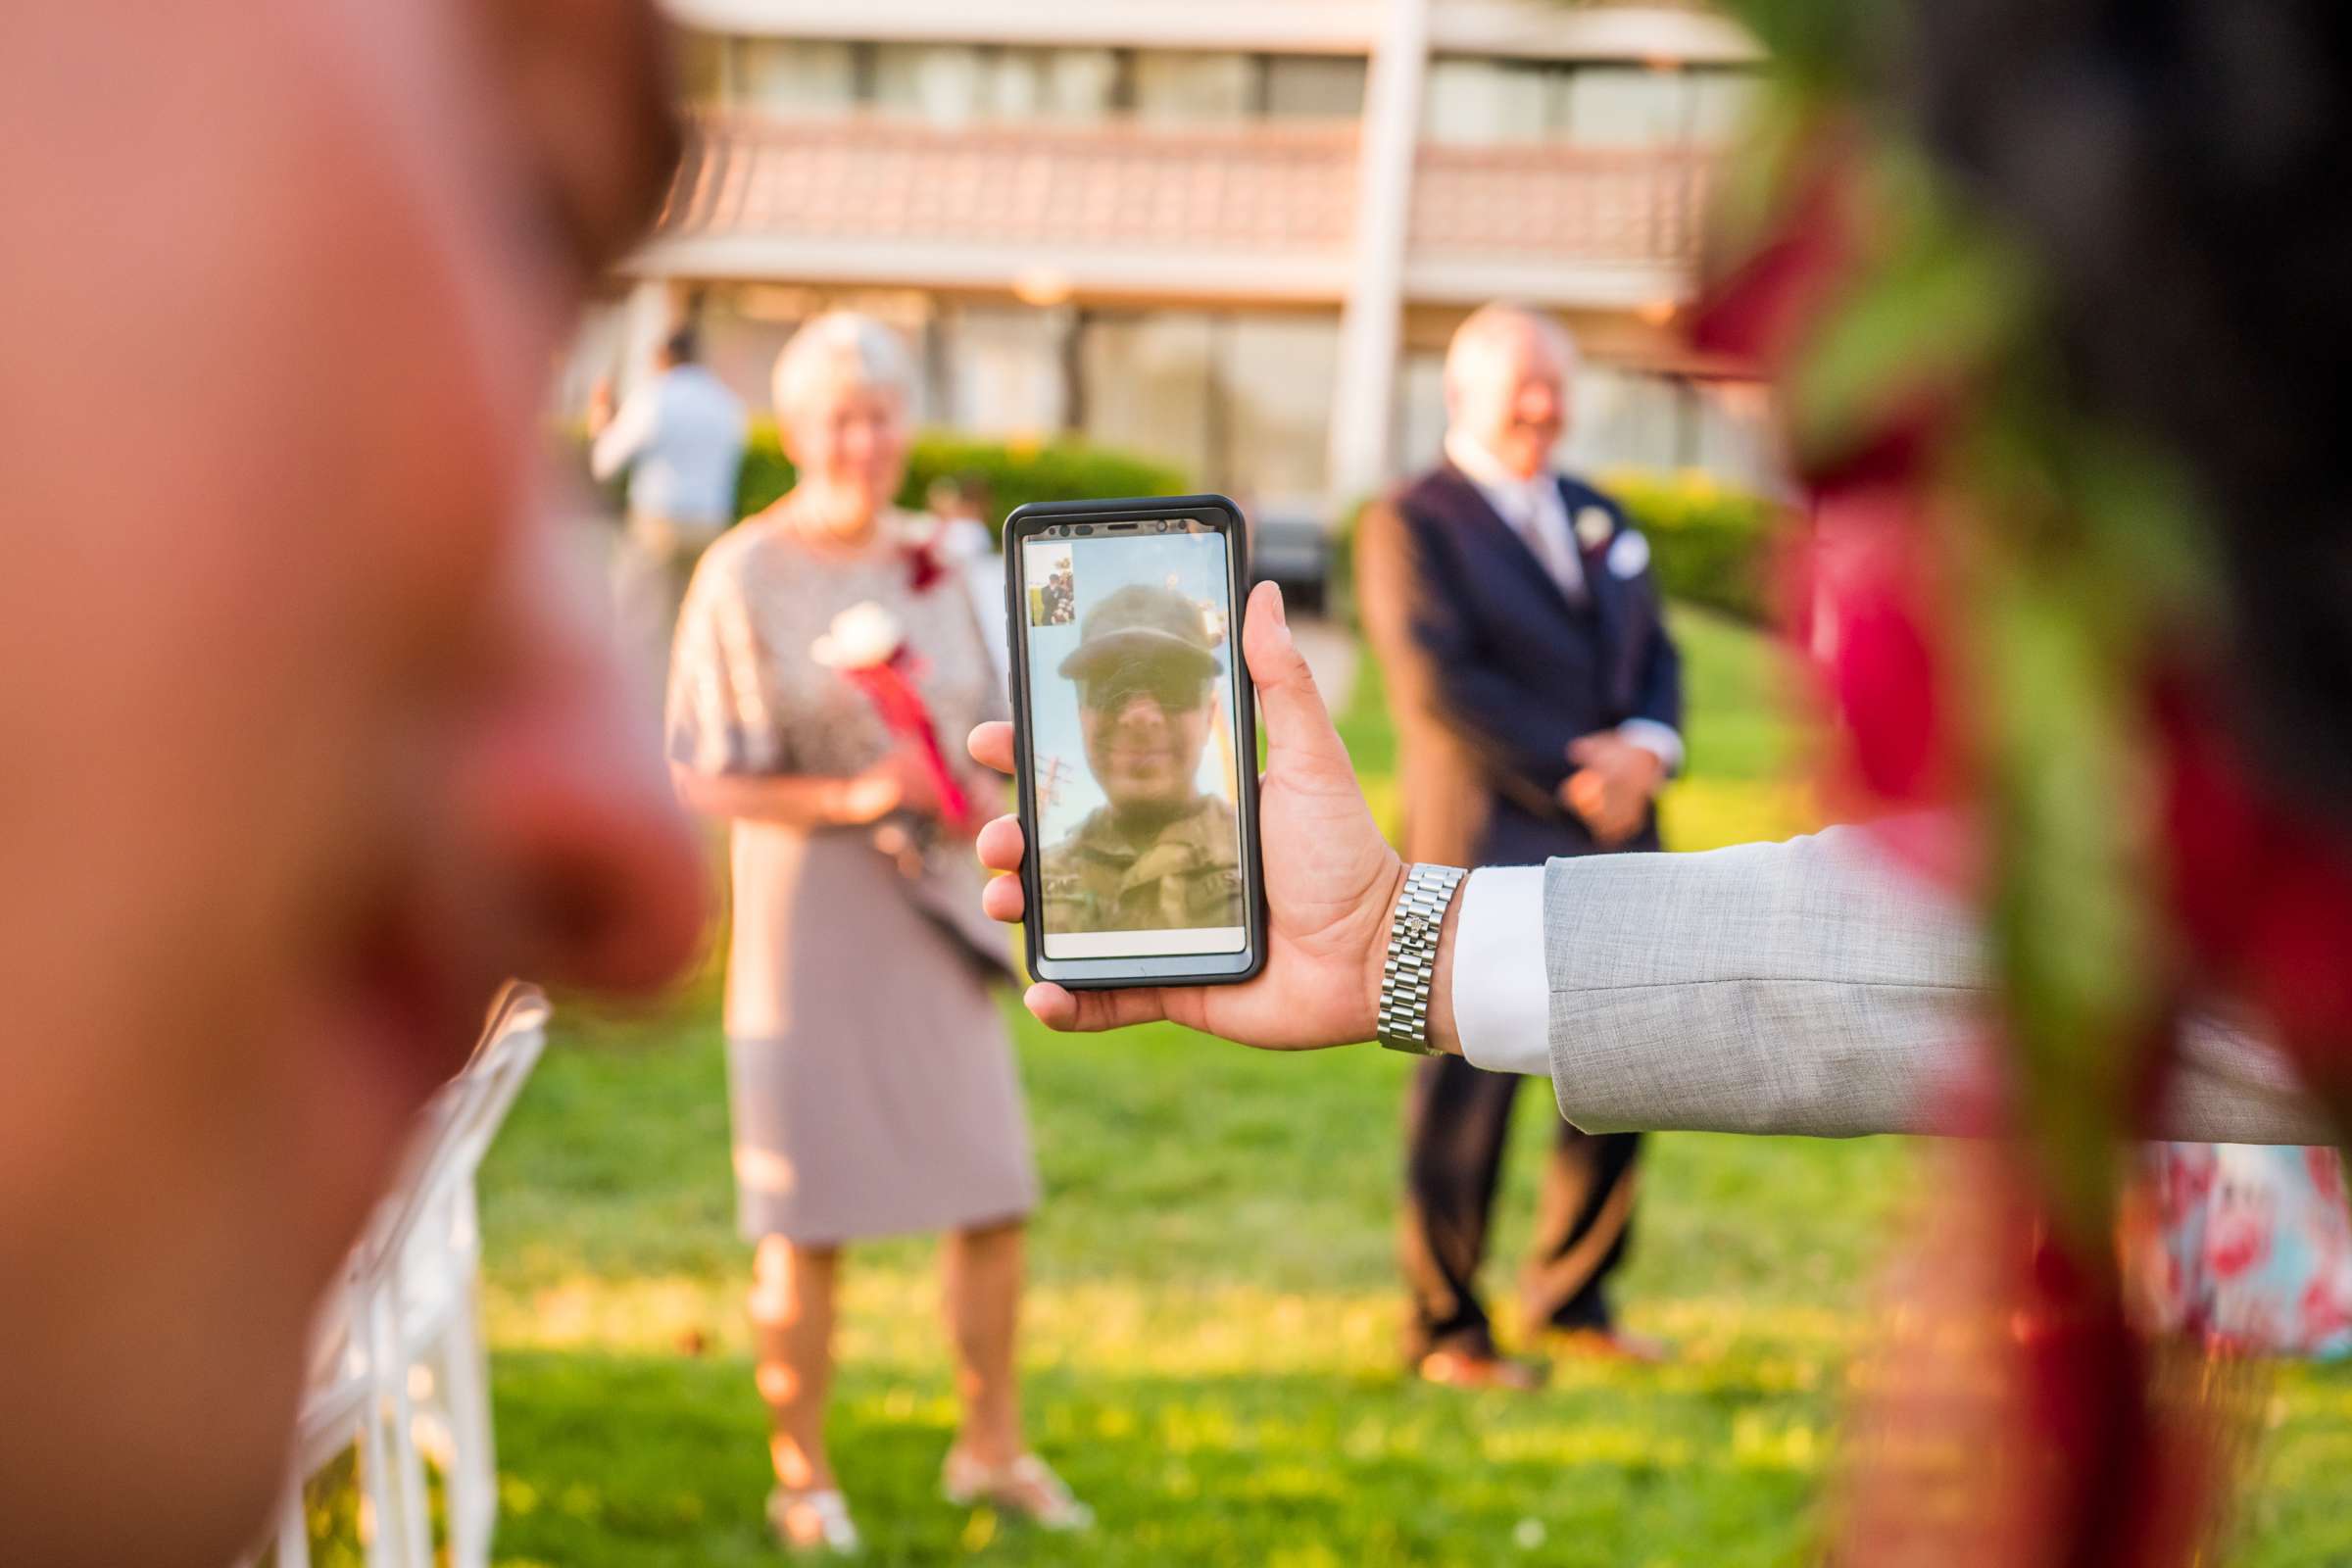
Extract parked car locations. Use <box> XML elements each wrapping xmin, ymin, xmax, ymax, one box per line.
<box><xmin>1246</xmin><ymin>511</ymin><xmax>1331</xmax><ymax>615</ymax></box>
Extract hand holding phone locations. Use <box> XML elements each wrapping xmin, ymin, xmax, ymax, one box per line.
<box><xmin>970</xmin><ymin>573</ymin><xmax>1421</xmax><ymax>1044</ymax></box>
<box><xmin>1004</xmin><ymin>496</ymin><xmax>1267</xmax><ymax>988</ymax></box>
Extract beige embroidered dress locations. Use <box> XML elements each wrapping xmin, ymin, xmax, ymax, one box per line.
<box><xmin>667</xmin><ymin>511</ymin><xmax>1036</xmax><ymax>1245</ymax></box>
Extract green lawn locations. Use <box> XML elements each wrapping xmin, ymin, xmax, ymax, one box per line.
<box><xmin>466</xmin><ymin>607</ymin><xmax>2352</xmax><ymax>1566</ymax></box>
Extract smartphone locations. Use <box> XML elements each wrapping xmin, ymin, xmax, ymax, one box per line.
<box><xmin>1002</xmin><ymin>495</ymin><xmax>1267</xmax><ymax>990</ymax></box>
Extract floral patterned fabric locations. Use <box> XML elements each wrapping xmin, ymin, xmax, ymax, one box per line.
<box><xmin>2138</xmin><ymin>1143</ymin><xmax>2352</xmax><ymax>1358</ymax></box>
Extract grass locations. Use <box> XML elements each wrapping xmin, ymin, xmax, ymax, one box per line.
<box><xmin>455</xmin><ymin>606</ymin><xmax>2352</xmax><ymax>1566</ymax></box>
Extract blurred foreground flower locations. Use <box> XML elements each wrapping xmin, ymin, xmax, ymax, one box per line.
<box><xmin>1702</xmin><ymin>2</ymin><xmax>2352</xmax><ymax>1561</ymax></box>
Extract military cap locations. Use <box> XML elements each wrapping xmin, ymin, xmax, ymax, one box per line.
<box><xmin>1056</xmin><ymin>583</ymin><xmax>1221</xmax><ymax>681</ymax></box>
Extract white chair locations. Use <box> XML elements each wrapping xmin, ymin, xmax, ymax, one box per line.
<box><xmin>245</xmin><ymin>984</ymin><xmax>550</xmax><ymax>1568</ymax></box>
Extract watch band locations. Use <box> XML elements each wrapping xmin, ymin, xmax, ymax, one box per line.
<box><xmin>1376</xmin><ymin>863</ymin><xmax>1468</xmax><ymax>1055</ymax></box>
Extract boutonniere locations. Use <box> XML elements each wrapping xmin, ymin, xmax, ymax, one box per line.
<box><xmin>1574</xmin><ymin>506</ymin><xmax>1615</xmax><ymax>554</ymax></box>
<box><xmin>1607</xmin><ymin>529</ymin><xmax>1651</xmax><ymax>579</ymax></box>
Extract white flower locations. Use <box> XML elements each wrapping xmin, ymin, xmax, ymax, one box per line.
<box><xmin>810</xmin><ymin>601</ymin><xmax>905</xmax><ymax>670</ymax></box>
<box><xmin>1607</xmin><ymin>529</ymin><xmax>1651</xmax><ymax>579</ymax></box>
<box><xmin>1574</xmin><ymin>506</ymin><xmax>1615</xmax><ymax>552</ymax></box>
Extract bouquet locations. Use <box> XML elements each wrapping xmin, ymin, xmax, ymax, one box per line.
<box><xmin>811</xmin><ymin>601</ymin><xmax>975</xmax><ymax>837</ymax></box>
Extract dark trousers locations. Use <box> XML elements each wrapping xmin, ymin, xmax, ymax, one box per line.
<box><xmin>1401</xmin><ymin>1052</ymin><xmax>1642</xmax><ymax>1361</ymax></box>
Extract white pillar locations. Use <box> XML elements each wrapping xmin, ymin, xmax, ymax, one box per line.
<box><xmin>617</xmin><ymin>276</ymin><xmax>684</xmax><ymax>397</ymax></box>
<box><xmin>1327</xmin><ymin>0</ymin><xmax>1430</xmax><ymax>504</ymax></box>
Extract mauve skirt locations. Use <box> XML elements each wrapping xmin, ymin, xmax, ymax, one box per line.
<box><xmin>722</xmin><ymin>824</ymin><xmax>1038</xmax><ymax>1246</ymax></box>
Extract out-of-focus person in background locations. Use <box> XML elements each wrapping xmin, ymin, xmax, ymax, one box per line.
<box><xmin>2134</xmin><ymin>1141</ymin><xmax>2352</xmax><ymax>1357</ymax></box>
<box><xmin>1356</xmin><ymin>304</ymin><xmax>1684</xmax><ymax>1387</ymax></box>
<box><xmin>928</xmin><ymin>469</ymin><xmax>1008</xmax><ymax>676</ymax></box>
<box><xmin>0</xmin><ymin>2</ymin><xmax>706</xmax><ymax>1564</ymax></box>
<box><xmin>666</xmin><ymin>311</ymin><xmax>1088</xmax><ymax>1553</ymax></box>
<box><xmin>590</xmin><ymin>321</ymin><xmax>749</xmax><ymax>661</ymax></box>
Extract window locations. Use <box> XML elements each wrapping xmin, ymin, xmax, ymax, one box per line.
<box><xmin>1423</xmin><ymin>59</ymin><xmax>1762</xmax><ymax>148</ymax></box>
<box><xmin>1564</xmin><ymin>365</ymin><xmax>1683</xmax><ymax>472</ymax></box>
<box><xmin>1396</xmin><ymin>351</ymin><xmax>1450</xmax><ymax>477</ymax></box>
<box><xmin>1264</xmin><ymin>56</ymin><xmax>1367</xmax><ymax>120</ymax></box>
<box><xmin>1078</xmin><ymin>312</ymin><xmax>1339</xmax><ymax>503</ymax></box>
<box><xmin>1686</xmin><ymin>71</ymin><xmax>1763</xmax><ymax>144</ymax></box>
<box><xmin>1079</xmin><ymin>314</ymin><xmax>1217</xmax><ymax>481</ymax></box>
<box><xmin>1220</xmin><ymin>317</ymin><xmax>1339</xmax><ymax>505</ymax></box>
<box><xmin>938</xmin><ymin>307</ymin><xmax>1069</xmax><ymax>437</ymax></box>
<box><xmin>872</xmin><ymin>45</ymin><xmax>999</xmax><ymax>124</ymax></box>
<box><xmin>1004</xmin><ymin>48</ymin><xmax>1121</xmax><ymax>122</ymax></box>
<box><xmin>1131</xmin><ymin>52</ymin><xmax>1256</xmax><ymax>123</ymax></box>
<box><xmin>1558</xmin><ymin>67</ymin><xmax>1690</xmax><ymax>148</ymax></box>
<box><xmin>708</xmin><ymin>39</ymin><xmax>1372</xmax><ymax>128</ymax></box>
<box><xmin>1423</xmin><ymin>58</ymin><xmax>1553</xmax><ymax>144</ymax></box>
<box><xmin>730</xmin><ymin>38</ymin><xmax>858</xmax><ymax>114</ymax></box>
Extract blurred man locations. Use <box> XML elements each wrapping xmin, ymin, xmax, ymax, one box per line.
<box><xmin>590</xmin><ymin>322</ymin><xmax>749</xmax><ymax>657</ymax></box>
<box><xmin>1357</xmin><ymin>304</ymin><xmax>1684</xmax><ymax>1386</ymax></box>
<box><xmin>1041</xmin><ymin>585</ymin><xmax>1246</xmax><ymax>934</ymax></box>
<box><xmin>928</xmin><ymin>471</ymin><xmax>1010</xmax><ymax>675</ymax></box>
<box><xmin>0</xmin><ymin>3</ymin><xmax>704</xmax><ymax>1563</ymax></box>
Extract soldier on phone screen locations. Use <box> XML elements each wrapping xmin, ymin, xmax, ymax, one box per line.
<box><xmin>1040</xmin><ymin>584</ymin><xmax>1245</xmax><ymax>934</ymax></box>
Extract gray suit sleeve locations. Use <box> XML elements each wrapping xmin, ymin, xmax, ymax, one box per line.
<box><xmin>1541</xmin><ymin>826</ymin><xmax>2329</xmax><ymax>1144</ymax></box>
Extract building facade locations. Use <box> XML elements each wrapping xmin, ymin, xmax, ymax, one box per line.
<box><xmin>581</xmin><ymin>0</ymin><xmax>1775</xmax><ymax>514</ymax></box>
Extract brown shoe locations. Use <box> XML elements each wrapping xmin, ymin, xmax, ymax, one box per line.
<box><xmin>1549</xmin><ymin>1327</ymin><xmax>1672</xmax><ymax>1364</ymax></box>
<box><xmin>1415</xmin><ymin>1348</ymin><xmax>1547</xmax><ymax>1390</ymax></box>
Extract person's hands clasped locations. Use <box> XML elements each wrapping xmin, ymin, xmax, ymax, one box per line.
<box><xmin>968</xmin><ymin>581</ymin><xmax>1408</xmax><ymax>1049</ymax></box>
<box><xmin>1561</xmin><ymin>732</ymin><xmax>1663</xmax><ymax>847</ymax></box>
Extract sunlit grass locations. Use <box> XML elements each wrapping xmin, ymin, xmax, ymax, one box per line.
<box><xmin>447</xmin><ymin>606</ymin><xmax>2352</xmax><ymax>1565</ymax></box>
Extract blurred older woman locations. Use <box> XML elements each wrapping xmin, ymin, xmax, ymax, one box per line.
<box><xmin>666</xmin><ymin>312</ymin><xmax>1088</xmax><ymax>1552</ymax></box>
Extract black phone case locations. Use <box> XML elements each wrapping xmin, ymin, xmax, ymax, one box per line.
<box><xmin>1001</xmin><ymin>494</ymin><xmax>1270</xmax><ymax>991</ymax></box>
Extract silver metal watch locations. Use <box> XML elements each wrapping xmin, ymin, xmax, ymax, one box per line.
<box><xmin>1376</xmin><ymin>863</ymin><xmax>1468</xmax><ymax>1055</ymax></box>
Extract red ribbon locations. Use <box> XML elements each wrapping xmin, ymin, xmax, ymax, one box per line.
<box><xmin>842</xmin><ymin>648</ymin><xmax>973</xmax><ymax>833</ymax></box>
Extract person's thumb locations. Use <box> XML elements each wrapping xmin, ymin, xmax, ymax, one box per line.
<box><xmin>1241</xmin><ymin>581</ymin><xmax>1351</xmax><ymax>780</ymax></box>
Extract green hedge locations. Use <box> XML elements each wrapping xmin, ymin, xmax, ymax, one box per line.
<box><xmin>733</xmin><ymin>423</ymin><xmax>1189</xmax><ymax>535</ymax></box>
<box><xmin>1597</xmin><ymin>468</ymin><xmax>1785</xmax><ymax>624</ymax></box>
<box><xmin>1333</xmin><ymin>467</ymin><xmax>1784</xmax><ymax>627</ymax></box>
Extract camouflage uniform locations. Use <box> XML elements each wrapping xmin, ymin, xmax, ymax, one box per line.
<box><xmin>1040</xmin><ymin>797</ymin><xmax>1246</xmax><ymax>933</ymax></box>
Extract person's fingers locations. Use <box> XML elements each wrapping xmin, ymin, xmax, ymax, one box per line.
<box><xmin>976</xmin><ymin>812</ymin><xmax>1025</xmax><ymax>873</ymax></box>
<box><xmin>1240</xmin><ymin>582</ymin><xmax>1350</xmax><ymax>778</ymax></box>
<box><xmin>967</xmin><ymin>721</ymin><xmax>1014</xmax><ymax>775</ymax></box>
<box><xmin>1566</xmin><ymin>768</ymin><xmax>1606</xmax><ymax>825</ymax></box>
<box><xmin>1573</xmin><ymin>734</ymin><xmax>1638</xmax><ymax>769</ymax></box>
<box><xmin>1024</xmin><ymin>982</ymin><xmax>1171</xmax><ymax>1033</ymax></box>
<box><xmin>981</xmin><ymin>872</ymin><xmax>1027</xmax><ymax>922</ymax></box>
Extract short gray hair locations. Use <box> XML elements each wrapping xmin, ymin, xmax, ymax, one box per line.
<box><xmin>1443</xmin><ymin>303</ymin><xmax>1579</xmax><ymax>391</ymax></box>
<box><xmin>771</xmin><ymin>311</ymin><xmax>917</xmax><ymax>418</ymax></box>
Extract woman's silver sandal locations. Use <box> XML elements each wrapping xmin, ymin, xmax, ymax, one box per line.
<box><xmin>767</xmin><ymin>1487</ymin><xmax>861</xmax><ymax>1555</ymax></box>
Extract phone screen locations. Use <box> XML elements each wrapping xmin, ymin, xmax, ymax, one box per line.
<box><xmin>1018</xmin><ymin>521</ymin><xmax>1249</xmax><ymax>961</ymax></box>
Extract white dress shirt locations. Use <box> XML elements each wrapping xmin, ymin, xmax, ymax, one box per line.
<box><xmin>1444</xmin><ymin>431</ymin><xmax>1586</xmax><ymax>601</ymax></box>
<box><xmin>1441</xmin><ymin>433</ymin><xmax>1684</xmax><ymax>776</ymax></box>
<box><xmin>1451</xmin><ymin>866</ymin><xmax>1550</xmax><ymax>1076</ymax></box>
<box><xmin>591</xmin><ymin>364</ymin><xmax>750</xmax><ymax>532</ymax></box>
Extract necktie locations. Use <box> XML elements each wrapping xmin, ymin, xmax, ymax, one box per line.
<box><xmin>1518</xmin><ymin>485</ymin><xmax>1586</xmax><ymax>605</ymax></box>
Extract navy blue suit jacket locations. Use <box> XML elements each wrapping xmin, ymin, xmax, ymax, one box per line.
<box><xmin>1357</xmin><ymin>464</ymin><xmax>1683</xmax><ymax>867</ymax></box>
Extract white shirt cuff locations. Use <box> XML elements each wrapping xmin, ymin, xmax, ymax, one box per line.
<box><xmin>1450</xmin><ymin>865</ymin><xmax>1550</xmax><ymax>1077</ymax></box>
<box><xmin>1616</xmin><ymin>718</ymin><xmax>1684</xmax><ymax>777</ymax></box>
